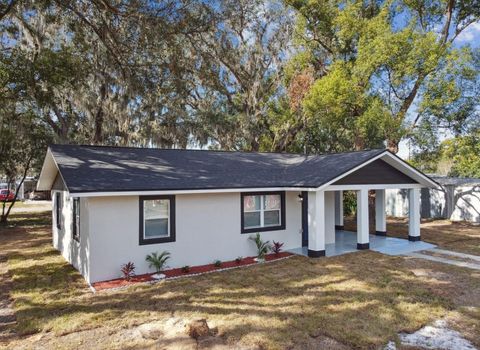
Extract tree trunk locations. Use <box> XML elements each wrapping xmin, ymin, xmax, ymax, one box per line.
<box><xmin>273</xmin><ymin>122</ymin><xmax>304</xmax><ymax>152</ymax></box>
<box><xmin>0</xmin><ymin>156</ymin><xmax>32</xmax><ymax>224</ymax></box>
<box><xmin>387</xmin><ymin>138</ymin><xmax>399</xmax><ymax>153</ymax></box>
<box><xmin>93</xmin><ymin>83</ymin><xmax>107</xmax><ymax>144</ymax></box>
<box><xmin>250</xmin><ymin>138</ymin><xmax>260</xmax><ymax>152</ymax></box>
<box><xmin>354</xmin><ymin>135</ymin><xmax>365</xmax><ymax>151</ymax></box>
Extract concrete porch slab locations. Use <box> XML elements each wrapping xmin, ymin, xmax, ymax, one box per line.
<box><xmin>288</xmin><ymin>230</ymin><xmax>436</xmax><ymax>258</ymax></box>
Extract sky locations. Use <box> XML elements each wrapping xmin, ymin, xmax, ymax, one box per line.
<box><xmin>397</xmin><ymin>22</ymin><xmax>480</xmax><ymax>160</ymax></box>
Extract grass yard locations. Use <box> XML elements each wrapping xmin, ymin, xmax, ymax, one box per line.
<box><xmin>0</xmin><ymin>210</ymin><xmax>479</xmax><ymax>349</ymax></box>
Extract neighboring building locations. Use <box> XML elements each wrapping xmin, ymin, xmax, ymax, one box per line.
<box><xmin>387</xmin><ymin>176</ymin><xmax>480</xmax><ymax>223</ymax></box>
<box><xmin>37</xmin><ymin>145</ymin><xmax>437</xmax><ymax>284</ymax></box>
<box><xmin>0</xmin><ymin>177</ymin><xmax>50</xmax><ymax>201</ymax></box>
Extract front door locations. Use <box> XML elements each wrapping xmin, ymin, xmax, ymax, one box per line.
<box><xmin>301</xmin><ymin>191</ymin><xmax>308</xmax><ymax>247</ymax></box>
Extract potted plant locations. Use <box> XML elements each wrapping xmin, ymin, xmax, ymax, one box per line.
<box><xmin>146</xmin><ymin>251</ymin><xmax>170</xmax><ymax>280</ymax></box>
<box><xmin>214</xmin><ymin>260</ymin><xmax>222</xmax><ymax>268</ymax></box>
<box><xmin>182</xmin><ymin>265</ymin><xmax>191</xmax><ymax>273</ymax></box>
<box><xmin>249</xmin><ymin>233</ymin><xmax>270</xmax><ymax>263</ymax></box>
<box><xmin>121</xmin><ymin>262</ymin><xmax>136</xmax><ymax>281</ymax></box>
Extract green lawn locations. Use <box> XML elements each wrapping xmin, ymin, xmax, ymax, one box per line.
<box><xmin>0</xmin><ymin>211</ymin><xmax>479</xmax><ymax>349</ymax></box>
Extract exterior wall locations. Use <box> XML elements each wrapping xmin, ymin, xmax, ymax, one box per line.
<box><xmin>386</xmin><ymin>186</ymin><xmax>480</xmax><ymax>223</ymax></box>
<box><xmin>52</xmin><ymin>190</ymin><xmax>91</xmax><ymax>281</ymax></box>
<box><xmin>87</xmin><ymin>191</ymin><xmax>303</xmax><ymax>283</ymax></box>
<box><xmin>450</xmin><ymin>186</ymin><xmax>480</xmax><ymax>222</ymax></box>
<box><xmin>386</xmin><ymin>189</ymin><xmax>409</xmax><ymax>217</ymax></box>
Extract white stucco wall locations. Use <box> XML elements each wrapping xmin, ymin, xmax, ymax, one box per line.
<box><xmin>52</xmin><ymin>191</ymin><xmax>91</xmax><ymax>281</ymax></box>
<box><xmin>386</xmin><ymin>186</ymin><xmax>480</xmax><ymax>223</ymax></box>
<box><xmin>86</xmin><ymin>191</ymin><xmax>303</xmax><ymax>283</ymax></box>
<box><xmin>386</xmin><ymin>189</ymin><xmax>409</xmax><ymax>217</ymax></box>
<box><xmin>451</xmin><ymin>186</ymin><xmax>480</xmax><ymax>223</ymax></box>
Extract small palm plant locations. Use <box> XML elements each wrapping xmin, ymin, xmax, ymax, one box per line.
<box><xmin>249</xmin><ymin>233</ymin><xmax>270</xmax><ymax>261</ymax></box>
<box><xmin>146</xmin><ymin>251</ymin><xmax>170</xmax><ymax>274</ymax></box>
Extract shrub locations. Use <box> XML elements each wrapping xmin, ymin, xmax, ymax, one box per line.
<box><xmin>249</xmin><ymin>233</ymin><xmax>270</xmax><ymax>260</ymax></box>
<box><xmin>272</xmin><ymin>241</ymin><xmax>284</xmax><ymax>254</ymax></box>
<box><xmin>214</xmin><ymin>260</ymin><xmax>222</xmax><ymax>267</ymax></box>
<box><xmin>145</xmin><ymin>251</ymin><xmax>170</xmax><ymax>273</ymax></box>
<box><xmin>235</xmin><ymin>256</ymin><xmax>243</xmax><ymax>264</ymax></box>
<box><xmin>121</xmin><ymin>262</ymin><xmax>135</xmax><ymax>281</ymax></box>
<box><xmin>182</xmin><ymin>265</ymin><xmax>190</xmax><ymax>273</ymax></box>
<box><xmin>343</xmin><ymin>190</ymin><xmax>357</xmax><ymax>216</ymax></box>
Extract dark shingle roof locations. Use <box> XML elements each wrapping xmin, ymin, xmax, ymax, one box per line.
<box><xmin>49</xmin><ymin>145</ymin><xmax>387</xmax><ymax>193</ymax></box>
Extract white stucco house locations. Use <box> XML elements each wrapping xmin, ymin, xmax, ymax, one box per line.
<box><xmin>37</xmin><ymin>145</ymin><xmax>438</xmax><ymax>284</ymax></box>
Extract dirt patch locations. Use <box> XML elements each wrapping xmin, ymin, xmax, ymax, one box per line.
<box><xmin>398</xmin><ymin>319</ymin><xmax>476</xmax><ymax>350</ymax></box>
<box><xmin>293</xmin><ymin>333</ymin><xmax>351</xmax><ymax>350</ymax></box>
<box><xmin>6</xmin><ymin>317</ymin><xmax>257</xmax><ymax>350</ymax></box>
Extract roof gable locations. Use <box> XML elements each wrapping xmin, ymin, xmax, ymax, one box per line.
<box><xmin>332</xmin><ymin>159</ymin><xmax>417</xmax><ymax>185</ymax></box>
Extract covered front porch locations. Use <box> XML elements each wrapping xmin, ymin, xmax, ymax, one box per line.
<box><xmin>292</xmin><ymin>151</ymin><xmax>439</xmax><ymax>258</ymax></box>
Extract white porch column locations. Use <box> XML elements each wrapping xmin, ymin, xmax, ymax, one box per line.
<box><xmin>375</xmin><ymin>189</ymin><xmax>387</xmax><ymax>236</ymax></box>
<box><xmin>308</xmin><ymin>191</ymin><xmax>326</xmax><ymax>257</ymax></box>
<box><xmin>324</xmin><ymin>191</ymin><xmax>336</xmax><ymax>244</ymax></box>
<box><xmin>334</xmin><ymin>190</ymin><xmax>344</xmax><ymax>230</ymax></box>
<box><xmin>356</xmin><ymin>189</ymin><xmax>370</xmax><ymax>249</ymax></box>
<box><xmin>408</xmin><ymin>188</ymin><xmax>421</xmax><ymax>241</ymax></box>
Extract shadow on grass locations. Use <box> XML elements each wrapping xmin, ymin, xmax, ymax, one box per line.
<box><xmin>0</xmin><ymin>211</ymin><xmax>51</xmax><ymax>228</ymax></box>
<box><xmin>2</xmin><ymin>212</ymin><xmax>480</xmax><ymax>349</ymax></box>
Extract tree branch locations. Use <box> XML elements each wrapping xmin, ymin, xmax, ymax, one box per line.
<box><xmin>441</xmin><ymin>0</ymin><xmax>455</xmax><ymax>43</ymax></box>
<box><xmin>0</xmin><ymin>0</ymin><xmax>16</xmax><ymax>21</ymax></box>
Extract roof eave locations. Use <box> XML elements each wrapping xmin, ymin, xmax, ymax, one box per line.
<box><xmin>36</xmin><ymin>148</ymin><xmax>67</xmax><ymax>191</ymax></box>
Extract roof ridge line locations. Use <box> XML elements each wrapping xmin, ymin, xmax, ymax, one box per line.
<box><xmin>49</xmin><ymin>143</ymin><xmax>386</xmax><ymax>157</ymax></box>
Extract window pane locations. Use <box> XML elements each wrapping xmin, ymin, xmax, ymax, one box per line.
<box><xmin>244</xmin><ymin>212</ymin><xmax>261</xmax><ymax>228</ymax></box>
<box><xmin>145</xmin><ymin>200</ymin><xmax>169</xmax><ymax>218</ymax></box>
<box><xmin>244</xmin><ymin>195</ymin><xmax>261</xmax><ymax>211</ymax></box>
<box><xmin>264</xmin><ymin>195</ymin><xmax>281</xmax><ymax>210</ymax></box>
<box><xmin>264</xmin><ymin>210</ymin><xmax>280</xmax><ymax>226</ymax></box>
<box><xmin>145</xmin><ymin>218</ymin><xmax>169</xmax><ymax>237</ymax></box>
<box><xmin>144</xmin><ymin>199</ymin><xmax>169</xmax><ymax>238</ymax></box>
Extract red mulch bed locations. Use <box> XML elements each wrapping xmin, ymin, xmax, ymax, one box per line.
<box><xmin>92</xmin><ymin>252</ymin><xmax>292</xmax><ymax>292</ymax></box>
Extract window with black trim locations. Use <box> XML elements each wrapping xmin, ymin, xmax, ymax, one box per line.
<box><xmin>241</xmin><ymin>192</ymin><xmax>286</xmax><ymax>233</ymax></box>
<box><xmin>55</xmin><ymin>192</ymin><xmax>62</xmax><ymax>230</ymax></box>
<box><xmin>72</xmin><ymin>197</ymin><xmax>80</xmax><ymax>241</ymax></box>
<box><xmin>139</xmin><ymin>195</ymin><xmax>176</xmax><ymax>245</ymax></box>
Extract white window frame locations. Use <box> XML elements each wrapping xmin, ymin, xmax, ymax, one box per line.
<box><xmin>143</xmin><ymin>199</ymin><xmax>170</xmax><ymax>239</ymax></box>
